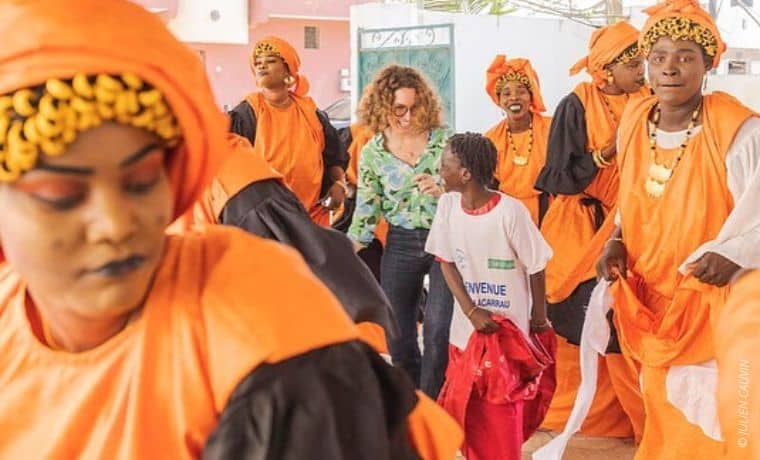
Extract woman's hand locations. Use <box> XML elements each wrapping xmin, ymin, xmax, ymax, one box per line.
<box><xmin>325</xmin><ymin>181</ymin><xmax>347</xmax><ymax>210</ymax></box>
<box><xmin>597</xmin><ymin>239</ymin><xmax>627</xmax><ymax>282</ymax></box>
<box><xmin>414</xmin><ymin>173</ymin><xmax>443</xmax><ymax>198</ymax></box>
<box><xmin>687</xmin><ymin>252</ymin><xmax>741</xmax><ymax>287</ymax></box>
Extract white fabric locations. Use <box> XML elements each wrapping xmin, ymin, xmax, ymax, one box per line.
<box><xmin>678</xmin><ymin>117</ymin><xmax>760</xmax><ymax>271</ymax></box>
<box><xmin>666</xmin><ymin>360</ymin><xmax>722</xmax><ymax>441</ymax></box>
<box><xmin>532</xmin><ymin>281</ymin><xmax>613</xmax><ymax>460</ymax></box>
<box><xmin>425</xmin><ymin>192</ymin><xmax>552</xmax><ymax>349</ymax></box>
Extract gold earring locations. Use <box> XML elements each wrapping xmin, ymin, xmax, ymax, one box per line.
<box><xmin>284</xmin><ymin>75</ymin><xmax>296</xmax><ymax>86</ymax></box>
<box><xmin>606</xmin><ymin>70</ymin><xmax>615</xmax><ymax>85</ymax></box>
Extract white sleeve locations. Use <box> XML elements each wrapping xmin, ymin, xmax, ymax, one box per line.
<box><xmin>505</xmin><ymin>198</ymin><xmax>554</xmax><ymax>274</ymax></box>
<box><xmin>424</xmin><ymin>193</ymin><xmax>454</xmax><ymax>262</ymax></box>
<box><xmin>680</xmin><ymin>117</ymin><xmax>760</xmax><ymax>271</ymax></box>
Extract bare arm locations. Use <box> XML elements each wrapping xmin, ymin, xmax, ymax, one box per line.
<box><xmin>529</xmin><ymin>270</ymin><xmax>550</xmax><ymax>331</ymax></box>
<box><xmin>440</xmin><ymin>261</ymin><xmax>499</xmax><ymax>334</ymax></box>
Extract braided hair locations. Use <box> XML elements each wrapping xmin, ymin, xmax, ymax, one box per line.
<box><xmin>447</xmin><ymin>132</ymin><xmax>497</xmax><ymax>186</ymax></box>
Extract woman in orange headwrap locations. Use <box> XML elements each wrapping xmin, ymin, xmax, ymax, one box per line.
<box><xmin>484</xmin><ymin>55</ymin><xmax>551</xmax><ymax>226</ymax></box>
<box><xmin>0</xmin><ymin>1</ymin><xmax>462</xmax><ymax>458</ymax></box>
<box><xmin>229</xmin><ymin>37</ymin><xmax>348</xmax><ymax>227</ymax></box>
<box><xmin>597</xmin><ymin>0</ymin><xmax>760</xmax><ymax>458</ymax></box>
<box><xmin>534</xmin><ymin>21</ymin><xmax>648</xmax><ymax>440</ymax></box>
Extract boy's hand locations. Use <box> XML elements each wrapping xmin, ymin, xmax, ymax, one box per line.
<box><xmin>468</xmin><ymin>308</ymin><xmax>500</xmax><ymax>334</ymax></box>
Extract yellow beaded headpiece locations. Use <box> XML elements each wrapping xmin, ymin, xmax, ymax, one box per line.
<box><xmin>640</xmin><ymin>16</ymin><xmax>719</xmax><ymax>61</ymax></box>
<box><xmin>253</xmin><ymin>42</ymin><xmax>281</xmax><ymax>59</ymax></box>
<box><xmin>613</xmin><ymin>44</ymin><xmax>641</xmax><ymax>65</ymax></box>
<box><xmin>0</xmin><ymin>73</ymin><xmax>180</xmax><ymax>181</ymax></box>
<box><xmin>495</xmin><ymin>72</ymin><xmax>532</xmax><ymax>95</ymax></box>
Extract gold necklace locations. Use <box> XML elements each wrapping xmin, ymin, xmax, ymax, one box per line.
<box><xmin>644</xmin><ymin>101</ymin><xmax>701</xmax><ymax>198</ymax></box>
<box><xmin>508</xmin><ymin>118</ymin><xmax>533</xmax><ymax>166</ymax></box>
<box><xmin>601</xmin><ymin>94</ymin><xmax>619</xmax><ymax>126</ymax></box>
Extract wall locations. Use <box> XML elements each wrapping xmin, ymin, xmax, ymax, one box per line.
<box><xmin>187</xmin><ymin>18</ymin><xmax>350</xmax><ymax>110</ymax></box>
<box><xmin>351</xmin><ymin>3</ymin><xmax>593</xmax><ymax>132</ymax></box>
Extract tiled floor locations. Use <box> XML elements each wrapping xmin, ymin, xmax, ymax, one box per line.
<box><xmin>521</xmin><ymin>430</ymin><xmax>636</xmax><ymax>459</ymax></box>
<box><xmin>456</xmin><ymin>430</ymin><xmax>637</xmax><ymax>459</ymax></box>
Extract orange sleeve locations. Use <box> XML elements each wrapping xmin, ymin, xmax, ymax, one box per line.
<box><xmin>717</xmin><ymin>270</ymin><xmax>760</xmax><ymax>459</ymax></box>
<box><xmin>407</xmin><ymin>391</ymin><xmax>464</xmax><ymax>459</ymax></box>
<box><xmin>197</xmin><ymin>226</ymin><xmax>358</xmax><ymax>411</ymax></box>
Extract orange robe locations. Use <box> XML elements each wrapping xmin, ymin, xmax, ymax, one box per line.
<box><xmin>245</xmin><ymin>92</ymin><xmax>330</xmax><ymax>226</ymax></box>
<box><xmin>716</xmin><ymin>270</ymin><xmax>760</xmax><ymax>460</ymax></box>
<box><xmin>540</xmin><ymin>83</ymin><xmax>648</xmax><ymax>439</ymax></box>
<box><xmin>486</xmin><ymin>113</ymin><xmax>551</xmax><ymax>226</ymax></box>
<box><xmin>0</xmin><ymin>227</ymin><xmax>358</xmax><ymax>459</ymax></box>
<box><xmin>613</xmin><ymin>92</ymin><xmax>755</xmax><ymax>459</ymax></box>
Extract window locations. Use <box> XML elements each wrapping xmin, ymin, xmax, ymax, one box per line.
<box><xmin>728</xmin><ymin>60</ymin><xmax>748</xmax><ymax>75</ymax></box>
<box><xmin>305</xmin><ymin>26</ymin><xmax>319</xmax><ymax>49</ymax></box>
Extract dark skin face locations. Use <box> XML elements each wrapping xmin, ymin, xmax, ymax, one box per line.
<box><xmin>604</xmin><ymin>56</ymin><xmax>646</xmax><ymax>95</ymax></box>
<box><xmin>648</xmin><ymin>37</ymin><xmax>710</xmax><ymax>111</ymax></box>
<box><xmin>252</xmin><ymin>53</ymin><xmax>291</xmax><ymax>91</ymax></box>
<box><xmin>0</xmin><ymin>122</ymin><xmax>173</xmax><ymax>350</ymax></box>
<box><xmin>498</xmin><ymin>81</ymin><xmax>532</xmax><ymax>131</ymax></box>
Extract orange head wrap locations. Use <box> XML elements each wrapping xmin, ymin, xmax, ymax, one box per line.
<box><xmin>640</xmin><ymin>0</ymin><xmax>725</xmax><ymax>69</ymax></box>
<box><xmin>569</xmin><ymin>21</ymin><xmax>641</xmax><ymax>87</ymax></box>
<box><xmin>485</xmin><ymin>55</ymin><xmax>546</xmax><ymax>113</ymax></box>
<box><xmin>252</xmin><ymin>36</ymin><xmax>311</xmax><ymax>97</ymax></box>
<box><xmin>0</xmin><ymin>0</ymin><xmax>228</xmax><ymax>222</ymax></box>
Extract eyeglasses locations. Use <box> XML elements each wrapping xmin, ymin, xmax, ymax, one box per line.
<box><xmin>392</xmin><ymin>104</ymin><xmax>417</xmax><ymax>118</ymax></box>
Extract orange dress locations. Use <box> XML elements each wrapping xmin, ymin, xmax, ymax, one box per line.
<box><xmin>614</xmin><ymin>92</ymin><xmax>754</xmax><ymax>459</ymax></box>
<box><xmin>539</xmin><ymin>83</ymin><xmax>648</xmax><ymax>439</ymax></box>
<box><xmin>0</xmin><ymin>227</ymin><xmax>357</xmax><ymax>459</ymax></box>
<box><xmin>486</xmin><ymin>113</ymin><xmax>551</xmax><ymax>226</ymax></box>
<box><xmin>716</xmin><ymin>270</ymin><xmax>760</xmax><ymax>460</ymax></box>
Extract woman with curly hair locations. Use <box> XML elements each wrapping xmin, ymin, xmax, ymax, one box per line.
<box><xmin>348</xmin><ymin>65</ymin><xmax>453</xmax><ymax>399</ymax></box>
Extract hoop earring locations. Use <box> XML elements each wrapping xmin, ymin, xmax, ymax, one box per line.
<box><xmin>284</xmin><ymin>75</ymin><xmax>296</xmax><ymax>86</ymax></box>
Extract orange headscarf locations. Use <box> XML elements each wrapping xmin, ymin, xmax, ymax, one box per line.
<box><xmin>569</xmin><ymin>21</ymin><xmax>640</xmax><ymax>87</ymax></box>
<box><xmin>485</xmin><ymin>55</ymin><xmax>546</xmax><ymax>113</ymax></box>
<box><xmin>640</xmin><ymin>0</ymin><xmax>725</xmax><ymax>69</ymax></box>
<box><xmin>0</xmin><ymin>0</ymin><xmax>226</xmax><ymax>221</ymax></box>
<box><xmin>252</xmin><ymin>36</ymin><xmax>311</xmax><ymax>97</ymax></box>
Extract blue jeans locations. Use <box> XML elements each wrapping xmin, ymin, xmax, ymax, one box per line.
<box><xmin>381</xmin><ymin>225</ymin><xmax>454</xmax><ymax>399</ymax></box>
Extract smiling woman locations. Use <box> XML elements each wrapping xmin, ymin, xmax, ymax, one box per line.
<box><xmin>0</xmin><ymin>1</ymin><xmax>462</xmax><ymax>459</ymax></box>
<box><xmin>483</xmin><ymin>55</ymin><xmax>552</xmax><ymax>226</ymax></box>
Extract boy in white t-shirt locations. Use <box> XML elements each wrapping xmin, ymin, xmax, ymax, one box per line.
<box><xmin>425</xmin><ymin>132</ymin><xmax>554</xmax><ymax>459</ymax></box>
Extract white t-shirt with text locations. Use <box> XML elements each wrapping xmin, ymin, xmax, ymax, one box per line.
<box><xmin>425</xmin><ymin>191</ymin><xmax>553</xmax><ymax>349</ymax></box>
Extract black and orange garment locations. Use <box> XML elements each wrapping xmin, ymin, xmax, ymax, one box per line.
<box><xmin>229</xmin><ymin>37</ymin><xmax>347</xmax><ymax>227</ymax></box>
<box><xmin>190</xmin><ymin>133</ymin><xmax>395</xmax><ymax>354</ymax></box>
<box><xmin>0</xmin><ymin>1</ymin><xmax>461</xmax><ymax>458</ymax></box>
<box><xmin>534</xmin><ymin>21</ymin><xmax>648</xmax><ymax>438</ymax></box>
<box><xmin>484</xmin><ymin>55</ymin><xmax>551</xmax><ymax>226</ymax></box>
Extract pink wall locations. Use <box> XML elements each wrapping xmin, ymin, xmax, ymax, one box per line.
<box><xmin>129</xmin><ymin>0</ymin><xmax>362</xmax><ymax>110</ymax></box>
<box><xmin>190</xmin><ymin>18</ymin><xmax>350</xmax><ymax>110</ymax></box>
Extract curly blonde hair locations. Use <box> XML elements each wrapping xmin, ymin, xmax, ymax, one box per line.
<box><xmin>358</xmin><ymin>65</ymin><xmax>442</xmax><ymax>133</ymax></box>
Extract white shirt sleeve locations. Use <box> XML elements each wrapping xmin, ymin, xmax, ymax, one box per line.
<box><xmin>504</xmin><ymin>197</ymin><xmax>554</xmax><ymax>274</ymax></box>
<box><xmin>424</xmin><ymin>192</ymin><xmax>454</xmax><ymax>262</ymax></box>
<box><xmin>680</xmin><ymin>117</ymin><xmax>760</xmax><ymax>271</ymax></box>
